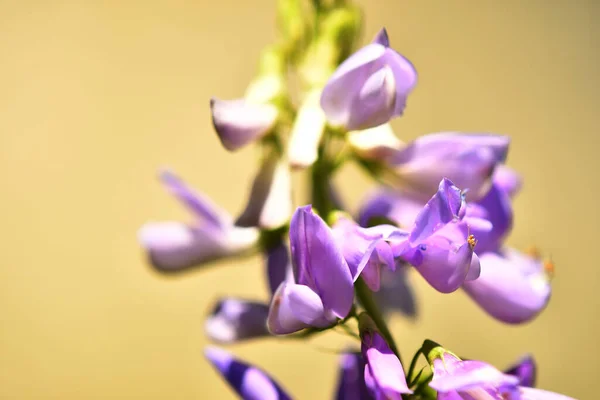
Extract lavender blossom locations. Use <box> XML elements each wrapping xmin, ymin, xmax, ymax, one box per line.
<box><xmin>320</xmin><ymin>28</ymin><xmax>417</xmax><ymax>130</ymax></box>
<box><xmin>423</xmin><ymin>340</ymin><xmax>573</xmax><ymax>399</ymax></box>
<box><xmin>205</xmin><ymin>346</ymin><xmax>291</xmax><ymax>400</ymax></box>
<box><xmin>267</xmin><ymin>206</ymin><xmax>354</xmax><ymax>334</ymax></box>
<box><xmin>397</xmin><ymin>179</ymin><xmax>482</xmax><ymax>293</ymax></box>
<box><xmin>204</xmin><ymin>298</ymin><xmax>270</xmax><ymax>343</ymax></box>
<box><xmin>138</xmin><ymin>170</ymin><xmax>259</xmax><ymax>271</ymax></box>
<box><xmin>210</xmin><ymin>98</ymin><xmax>279</xmax><ymax>151</ymax></box>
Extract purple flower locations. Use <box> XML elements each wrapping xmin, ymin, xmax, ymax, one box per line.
<box><xmin>360</xmin><ymin>315</ymin><xmax>412</xmax><ymax>398</ymax></box>
<box><xmin>267</xmin><ymin>206</ymin><xmax>354</xmax><ymax>334</ymax></box>
<box><xmin>205</xmin><ymin>346</ymin><xmax>291</xmax><ymax>400</ymax></box>
<box><xmin>462</xmin><ymin>249</ymin><xmax>552</xmax><ymax>324</ymax></box>
<box><xmin>320</xmin><ymin>28</ymin><xmax>417</xmax><ymax>130</ymax></box>
<box><xmin>210</xmin><ymin>98</ymin><xmax>278</xmax><ymax>151</ymax></box>
<box><xmin>397</xmin><ymin>179</ymin><xmax>483</xmax><ymax>293</ymax></box>
<box><xmin>235</xmin><ymin>153</ymin><xmax>292</xmax><ymax>230</ymax></box>
<box><xmin>204</xmin><ymin>298</ymin><xmax>270</xmax><ymax>343</ymax></box>
<box><xmin>505</xmin><ymin>355</ymin><xmax>536</xmax><ymax>388</ymax></box>
<box><xmin>387</xmin><ymin>133</ymin><xmax>510</xmax><ymax>201</ymax></box>
<box><xmin>332</xmin><ymin>214</ymin><xmax>407</xmax><ymax>292</ymax></box>
<box><xmin>334</xmin><ymin>352</ymin><xmax>373</xmax><ymax>400</ymax></box>
<box><xmin>423</xmin><ymin>341</ymin><xmax>573</xmax><ymax>400</ymax></box>
<box><xmin>138</xmin><ymin>170</ymin><xmax>259</xmax><ymax>271</ymax></box>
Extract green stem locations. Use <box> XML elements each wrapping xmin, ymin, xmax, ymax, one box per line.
<box><xmin>355</xmin><ymin>278</ymin><xmax>402</xmax><ymax>365</ymax></box>
<box><xmin>407</xmin><ymin>348</ymin><xmax>423</xmax><ymax>384</ymax></box>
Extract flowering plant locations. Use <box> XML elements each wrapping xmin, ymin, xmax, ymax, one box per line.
<box><xmin>139</xmin><ymin>1</ymin><xmax>572</xmax><ymax>398</ymax></box>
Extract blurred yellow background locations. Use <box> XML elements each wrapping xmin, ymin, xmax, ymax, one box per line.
<box><xmin>0</xmin><ymin>1</ymin><xmax>597</xmax><ymax>398</ymax></box>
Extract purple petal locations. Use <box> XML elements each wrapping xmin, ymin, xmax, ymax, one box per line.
<box><xmin>265</xmin><ymin>240</ymin><xmax>292</xmax><ymax>297</ymax></box>
<box><xmin>236</xmin><ymin>154</ymin><xmax>292</xmax><ymax>230</ymax></box>
<box><xmin>430</xmin><ymin>356</ymin><xmax>519</xmax><ymax>394</ymax></box>
<box><xmin>504</xmin><ymin>355</ymin><xmax>536</xmax><ymax>388</ymax></box>
<box><xmin>465</xmin><ymin>252</ymin><xmax>481</xmax><ymax>281</ymax></box>
<box><xmin>334</xmin><ymin>352</ymin><xmax>373</xmax><ymax>400</ymax></box>
<box><xmin>210</xmin><ymin>98</ymin><xmax>278</xmax><ymax>151</ymax></box>
<box><xmin>493</xmin><ymin>165</ymin><xmax>522</xmax><ymax>198</ymax></box>
<box><xmin>462</xmin><ymin>249</ymin><xmax>552</xmax><ymax>323</ymax></box>
<box><xmin>372</xmin><ymin>28</ymin><xmax>389</xmax><ymax>47</ymax></box>
<box><xmin>347</xmin><ymin>65</ymin><xmax>397</xmax><ymax>130</ymax></box>
<box><xmin>267</xmin><ymin>282</ymin><xmax>331</xmax><ymax>335</ymax></box>
<box><xmin>321</xmin><ymin>44</ymin><xmax>387</xmax><ymax>127</ymax></box>
<box><xmin>138</xmin><ymin>222</ymin><xmax>259</xmax><ymax>271</ymax></box>
<box><xmin>288</xmin><ymin>89</ymin><xmax>327</xmax><ymax>169</ymax></box>
<box><xmin>402</xmin><ymin>222</ymin><xmax>475</xmax><ymax>293</ymax></box>
<box><xmin>389</xmin><ymin>133</ymin><xmax>510</xmax><ymax>201</ymax></box>
<box><xmin>205</xmin><ymin>298</ymin><xmax>270</xmax><ymax>343</ymax></box>
<box><xmin>465</xmin><ymin>183</ymin><xmax>513</xmax><ymax>253</ymax></box>
<box><xmin>519</xmin><ymin>387</ymin><xmax>576</xmax><ymax>400</ymax></box>
<box><xmin>362</xmin><ymin>332</ymin><xmax>412</xmax><ymax>398</ymax></box>
<box><xmin>204</xmin><ymin>346</ymin><xmax>291</xmax><ymax>400</ymax></box>
<box><xmin>289</xmin><ymin>206</ymin><xmax>354</xmax><ymax>319</ymax></box>
<box><xmin>159</xmin><ymin>169</ymin><xmax>229</xmax><ymax>227</ymax></box>
<box><xmin>409</xmin><ymin>178</ymin><xmax>464</xmax><ymax>245</ymax></box>
<box><xmin>320</xmin><ymin>43</ymin><xmax>416</xmax><ymax>130</ymax></box>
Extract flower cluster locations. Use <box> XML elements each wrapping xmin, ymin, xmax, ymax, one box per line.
<box><xmin>138</xmin><ymin>0</ymin><xmax>571</xmax><ymax>398</ymax></box>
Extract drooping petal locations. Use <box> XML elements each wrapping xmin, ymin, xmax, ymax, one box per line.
<box><xmin>288</xmin><ymin>89</ymin><xmax>327</xmax><ymax>169</ymax></box>
<box><xmin>361</xmin><ymin>331</ymin><xmax>412</xmax><ymax>398</ymax></box>
<box><xmin>289</xmin><ymin>206</ymin><xmax>354</xmax><ymax>318</ymax></box>
<box><xmin>265</xmin><ymin>240</ymin><xmax>293</xmax><ymax>297</ymax></box>
<box><xmin>204</xmin><ymin>346</ymin><xmax>292</xmax><ymax>400</ymax></box>
<box><xmin>389</xmin><ymin>133</ymin><xmax>510</xmax><ymax>201</ymax></box>
<box><xmin>334</xmin><ymin>352</ymin><xmax>373</xmax><ymax>400</ymax></box>
<box><xmin>138</xmin><ymin>222</ymin><xmax>259</xmax><ymax>271</ymax></box>
<box><xmin>409</xmin><ymin>178</ymin><xmax>465</xmax><ymax>245</ymax></box>
<box><xmin>462</xmin><ymin>249</ymin><xmax>552</xmax><ymax>324</ymax></box>
<box><xmin>210</xmin><ymin>98</ymin><xmax>278</xmax><ymax>151</ymax></box>
<box><xmin>347</xmin><ymin>123</ymin><xmax>403</xmax><ymax>161</ymax></box>
<box><xmin>159</xmin><ymin>169</ymin><xmax>230</xmax><ymax>227</ymax></box>
<box><xmin>504</xmin><ymin>355</ymin><xmax>536</xmax><ymax>388</ymax></box>
<box><xmin>236</xmin><ymin>153</ymin><xmax>292</xmax><ymax>230</ymax></box>
<box><xmin>267</xmin><ymin>282</ymin><xmax>331</xmax><ymax>335</ymax></box>
<box><xmin>204</xmin><ymin>298</ymin><xmax>270</xmax><ymax>343</ymax></box>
